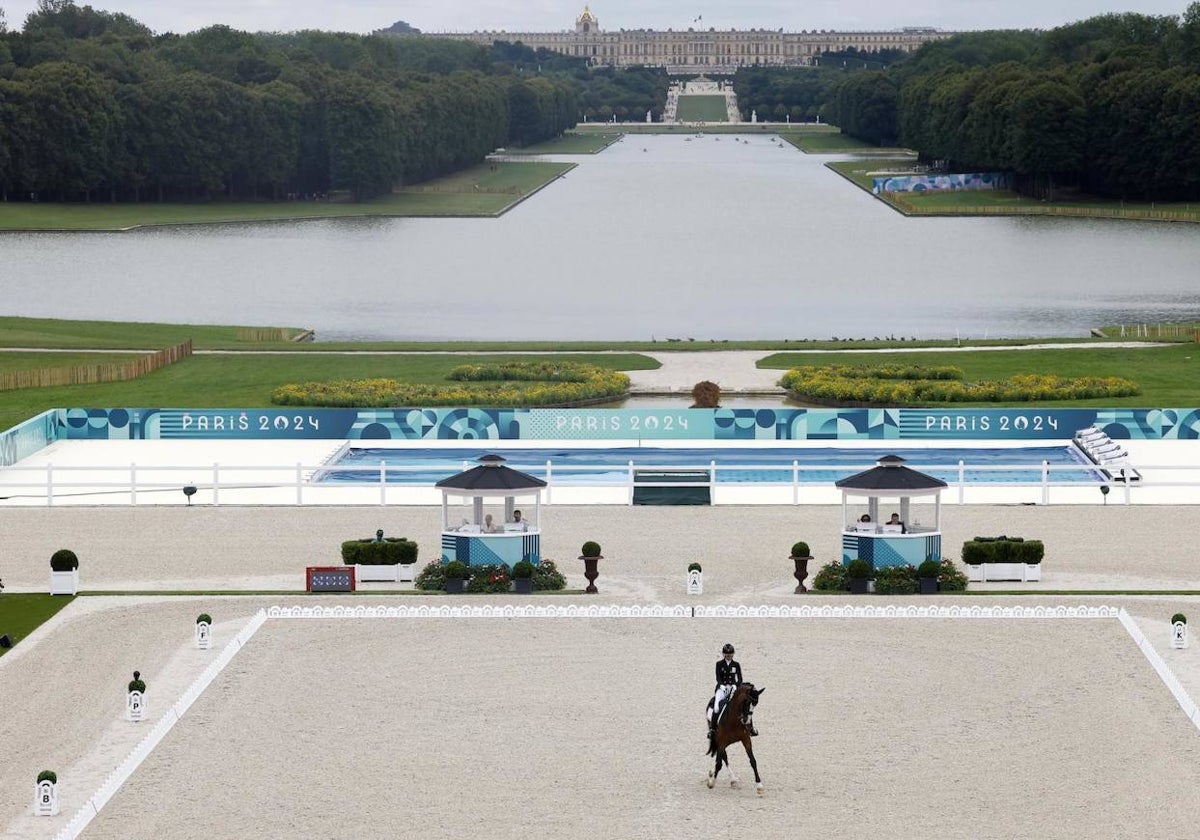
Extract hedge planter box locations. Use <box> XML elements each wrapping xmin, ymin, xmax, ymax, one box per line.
<box><xmin>49</xmin><ymin>569</ymin><xmax>79</xmax><ymax>596</ymax></box>
<box><xmin>513</xmin><ymin>578</ymin><xmax>534</xmax><ymax>595</ymax></box>
<box><xmin>355</xmin><ymin>563</ymin><xmax>419</xmax><ymax>584</ymax></box>
<box><xmin>444</xmin><ymin>577</ymin><xmax>466</xmax><ymax>594</ymax></box>
<box><xmin>919</xmin><ymin>578</ymin><xmax>939</xmax><ymax>595</ymax></box>
<box><xmin>967</xmin><ymin>563</ymin><xmax>1042</xmax><ymax>583</ymax></box>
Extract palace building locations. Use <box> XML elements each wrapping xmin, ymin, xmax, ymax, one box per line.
<box><xmin>426</xmin><ymin>6</ymin><xmax>957</xmax><ymax>73</ymax></box>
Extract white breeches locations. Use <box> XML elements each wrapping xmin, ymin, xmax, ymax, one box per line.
<box><xmin>709</xmin><ymin>684</ymin><xmax>736</xmax><ymax>721</ymax></box>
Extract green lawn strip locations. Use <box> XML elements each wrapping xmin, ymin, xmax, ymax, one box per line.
<box><xmin>759</xmin><ymin>344</ymin><xmax>1200</xmax><ymax>407</ymax></box>
<box><xmin>0</xmin><ymin>316</ymin><xmax>306</xmax><ymax>350</ymax></box>
<box><xmin>0</xmin><ymin>353</ymin><xmax>659</xmax><ymax>431</ymax></box>
<box><xmin>783</xmin><ymin>134</ymin><xmax>913</xmax><ymax>154</ymax></box>
<box><xmin>0</xmin><ymin>352</ymin><xmax>145</xmax><ymax>373</ymax></box>
<box><xmin>0</xmin><ymin>594</ymin><xmax>76</xmax><ymax>655</ymax></box>
<box><xmin>504</xmin><ymin>134</ymin><xmax>621</xmax><ymax>154</ymax></box>
<box><xmin>78</xmin><ymin>590</ymin><xmax>587</xmax><ymax>596</ymax></box>
<box><xmin>0</xmin><ymin>162</ymin><xmax>573</xmax><ymax>231</ymax></box>
<box><xmin>826</xmin><ymin>158</ymin><xmax>920</xmax><ymax>191</ymax></box>
<box><xmin>674</xmin><ymin>95</ymin><xmax>731</xmax><ymax>122</ymax></box>
<box><xmin>574</xmin><ymin>122</ymin><xmax>832</xmax><ymax>134</ymax></box>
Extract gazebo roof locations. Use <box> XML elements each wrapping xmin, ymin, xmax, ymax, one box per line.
<box><xmin>435</xmin><ymin>454</ymin><xmax>547</xmax><ymax>493</ymax></box>
<box><xmin>835</xmin><ymin>454</ymin><xmax>947</xmax><ymax>493</ymax></box>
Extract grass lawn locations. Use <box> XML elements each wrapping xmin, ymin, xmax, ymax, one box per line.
<box><xmin>782</xmin><ymin>133</ymin><xmax>914</xmax><ymax>154</ymax></box>
<box><xmin>0</xmin><ymin>353</ymin><xmax>660</xmax><ymax>431</ymax></box>
<box><xmin>674</xmin><ymin>95</ymin><xmax>730</xmax><ymax>122</ymax></box>
<box><xmin>0</xmin><ymin>594</ymin><xmax>75</xmax><ymax>656</ymax></box>
<box><xmin>759</xmin><ymin>343</ymin><xmax>1200</xmax><ymax>407</ymax></box>
<box><xmin>0</xmin><ymin>162</ymin><xmax>573</xmax><ymax>231</ymax></box>
<box><xmin>503</xmin><ymin>133</ymin><xmax>621</xmax><ymax>154</ymax></box>
<box><xmin>0</xmin><ymin>317</ymin><xmax>306</xmax><ymax>350</ymax></box>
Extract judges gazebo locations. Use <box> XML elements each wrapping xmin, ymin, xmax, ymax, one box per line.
<box><xmin>435</xmin><ymin>454</ymin><xmax>546</xmax><ymax>568</ymax></box>
<box><xmin>835</xmin><ymin>454</ymin><xmax>947</xmax><ymax>570</ymax></box>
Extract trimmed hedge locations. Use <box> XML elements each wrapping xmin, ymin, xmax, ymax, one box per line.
<box><xmin>780</xmin><ymin>364</ymin><xmax>1139</xmax><ymax>405</ymax></box>
<box><xmin>917</xmin><ymin>559</ymin><xmax>941</xmax><ymax>578</ymax></box>
<box><xmin>846</xmin><ymin>558</ymin><xmax>872</xmax><ymax>580</ymax></box>
<box><xmin>37</xmin><ymin>770</ymin><xmax>57</xmax><ymax>784</ymax></box>
<box><xmin>688</xmin><ymin>562</ymin><xmax>702</xmax><ymax>572</ymax></box>
<box><xmin>581</xmin><ymin>541</ymin><xmax>602</xmax><ymax>558</ymax></box>
<box><xmin>512</xmin><ymin>560</ymin><xmax>535</xmax><ymax>579</ymax></box>
<box><xmin>50</xmin><ymin>549</ymin><xmax>78</xmax><ymax>572</ymax></box>
<box><xmin>341</xmin><ymin>538</ymin><xmax>419</xmax><ymax>566</ymax></box>
<box><xmin>961</xmin><ymin>537</ymin><xmax>1044</xmax><ymax>565</ymax></box>
<box><xmin>790</xmin><ymin>541</ymin><xmax>811</xmax><ymax>557</ymax></box>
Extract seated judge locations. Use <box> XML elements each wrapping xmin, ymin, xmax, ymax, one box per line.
<box><xmin>884</xmin><ymin>513</ymin><xmax>907</xmax><ymax>533</ymax></box>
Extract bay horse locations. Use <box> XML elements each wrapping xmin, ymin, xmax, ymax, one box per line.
<box><xmin>706</xmin><ymin>683</ymin><xmax>764</xmax><ymax>795</ymax></box>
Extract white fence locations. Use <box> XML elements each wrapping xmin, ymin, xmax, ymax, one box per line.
<box><xmin>0</xmin><ymin>457</ymin><xmax>1191</xmax><ymax>506</ymax></box>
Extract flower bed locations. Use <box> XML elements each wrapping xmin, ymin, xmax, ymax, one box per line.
<box><xmin>271</xmin><ymin>362</ymin><xmax>629</xmax><ymax>408</ymax></box>
<box><xmin>779</xmin><ymin>364</ymin><xmax>1139</xmax><ymax>405</ymax></box>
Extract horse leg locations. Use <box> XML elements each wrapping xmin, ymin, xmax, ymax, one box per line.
<box><xmin>726</xmin><ymin>746</ymin><xmax>739</xmax><ymax>789</ymax></box>
<box><xmin>707</xmin><ymin>748</ymin><xmax>722</xmax><ymax>789</ymax></box>
<box><xmin>743</xmin><ymin>736</ymin><xmax>764</xmax><ymax>795</ymax></box>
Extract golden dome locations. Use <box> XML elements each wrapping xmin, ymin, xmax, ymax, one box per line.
<box><xmin>577</xmin><ymin>5</ymin><xmax>597</xmax><ymax>24</ymax></box>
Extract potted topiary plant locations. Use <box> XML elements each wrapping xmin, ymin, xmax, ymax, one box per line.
<box><xmin>195</xmin><ymin>613</ymin><xmax>212</xmax><ymax>649</ymax></box>
<box><xmin>35</xmin><ymin>770</ymin><xmax>59</xmax><ymax>816</ymax></box>
<box><xmin>846</xmin><ymin>558</ymin><xmax>872</xmax><ymax>595</ymax></box>
<box><xmin>49</xmin><ymin>549</ymin><xmax>79</xmax><ymax>596</ymax></box>
<box><xmin>443</xmin><ymin>561</ymin><xmax>469</xmax><ymax>594</ymax></box>
<box><xmin>126</xmin><ymin>670</ymin><xmax>147</xmax><ymax>723</ymax></box>
<box><xmin>917</xmin><ymin>559</ymin><xmax>941</xmax><ymax>594</ymax></box>
<box><xmin>1171</xmin><ymin>613</ymin><xmax>1189</xmax><ymax>649</ymax></box>
<box><xmin>580</xmin><ymin>541</ymin><xmax>602</xmax><ymax>594</ymax></box>
<box><xmin>790</xmin><ymin>541</ymin><xmax>813</xmax><ymax>594</ymax></box>
<box><xmin>687</xmin><ymin>562</ymin><xmax>703</xmax><ymax>594</ymax></box>
<box><xmin>511</xmin><ymin>561</ymin><xmax>535</xmax><ymax>595</ymax></box>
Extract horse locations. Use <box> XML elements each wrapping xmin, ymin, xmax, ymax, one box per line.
<box><xmin>706</xmin><ymin>683</ymin><xmax>764</xmax><ymax>795</ymax></box>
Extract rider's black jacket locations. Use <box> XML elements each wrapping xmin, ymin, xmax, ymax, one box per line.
<box><xmin>714</xmin><ymin>658</ymin><xmax>744</xmax><ymax>690</ymax></box>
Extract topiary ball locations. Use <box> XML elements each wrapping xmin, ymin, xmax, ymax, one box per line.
<box><xmin>687</xmin><ymin>562</ymin><xmax>702</xmax><ymax>572</ymax></box>
<box><xmin>37</xmin><ymin>770</ymin><xmax>57</xmax><ymax>784</ymax></box>
<box><xmin>50</xmin><ymin>549</ymin><xmax>79</xmax><ymax>572</ymax></box>
<box><xmin>1172</xmin><ymin>613</ymin><xmax>1187</xmax><ymax>625</ymax></box>
<box><xmin>846</xmin><ymin>558</ymin><xmax>871</xmax><ymax>580</ymax></box>
<box><xmin>196</xmin><ymin>613</ymin><xmax>212</xmax><ymax>625</ymax></box>
<box><xmin>580</xmin><ymin>541</ymin><xmax>602</xmax><ymax>558</ymax></box>
<box><xmin>790</xmin><ymin>542</ymin><xmax>810</xmax><ymax>558</ymax></box>
<box><xmin>917</xmin><ymin>559</ymin><xmax>941</xmax><ymax>578</ymax></box>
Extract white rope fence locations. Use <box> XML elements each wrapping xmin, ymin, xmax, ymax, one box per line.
<box><xmin>51</xmin><ymin>609</ymin><xmax>268</xmax><ymax>840</ymax></box>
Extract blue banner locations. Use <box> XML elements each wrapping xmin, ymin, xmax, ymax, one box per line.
<box><xmin>46</xmin><ymin>407</ymin><xmax>1200</xmax><ymax>442</ymax></box>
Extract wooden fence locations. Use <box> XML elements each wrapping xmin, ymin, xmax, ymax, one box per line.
<box><xmin>235</xmin><ymin>327</ymin><xmax>294</xmax><ymax>342</ymax></box>
<box><xmin>0</xmin><ymin>340</ymin><xmax>193</xmax><ymax>392</ymax></box>
<box><xmin>885</xmin><ymin>193</ymin><xmax>1200</xmax><ymax>223</ymax></box>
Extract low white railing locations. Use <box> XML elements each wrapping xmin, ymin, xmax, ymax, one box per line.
<box><xmin>0</xmin><ymin>458</ymin><xmax>1183</xmax><ymax>507</ymax></box>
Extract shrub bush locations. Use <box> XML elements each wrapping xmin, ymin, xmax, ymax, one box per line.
<box><xmin>37</xmin><ymin>770</ymin><xmax>57</xmax><ymax>784</ymax></box>
<box><xmin>581</xmin><ymin>541</ymin><xmax>602</xmax><ymax>558</ymax></box>
<box><xmin>812</xmin><ymin>561</ymin><xmax>847</xmax><ymax>591</ymax></box>
<box><xmin>415</xmin><ymin>561</ymin><xmax>447</xmax><ymax>591</ymax></box>
<box><xmin>846</xmin><ymin>558</ymin><xmax>872</xmax><ymax>580</ymax></box>
<box><xmin>917</xmin><ymin>559</ymin><xmax>941</xmax><ymax>578</ymax></box>
<box><xmin>50</xmin><ymin>549</ymin><xmax>78</xmax><ymax>572</ymax></box>
<box><xmin>128</xmin><ymin>670</ymin><xmax>146</xmax><ymax>693</ymax></box>
<box><xmin>688</xmin><ymin>562</ymin><xmax>702</xmax><ymax>572</ymax></box>
<box><xmin>691</xmin><ymin>380</ymin><xmax>721</xmax><ymax>408</ymax></box>
<box><xmin>1172</xmin><ymin>613</ymin><xmax>1187</xmax><ymax>625</ymax></box>
<box><xmin>196</xmin><ymin>613</ymin><xmax>212</xmax><ymax>625</ymax></box>
<box><xmin>874</xmin><ymin>565</ymin><xmax>918</xmax><ymax>595</ymax></box>
<box><xmin>533</xmin><ymin>559</ymin><xmax>567</xmax><ymax>591</ymax></box>
<box><xmin>466</xmin><ymin>563</ymin><xmax>510</xmax><ymax>593</ymax></box>
<box><xmin>444</xmin><ymin>561</ymin><xmax>469</xmax><ymax>580</ymax></box>
<box><xmin>961</xmin><ymin>537</ymin><xmax>1042</xmax><ymax>565</ymax></box>
<box><xmin>341</xmin><ymin>538</ymin><xmax>419</xmax><ymax>566</ymax></box>
<box><xmin>511</xmin><ymin>561</ymin><xmax>535</xmax><ymax>579</ymax></box>
<box><xmin>790</xmin><ymin>541</ymin><xmax>811</xmax><ymax>558</ymax></box>
<box><xmin>1013</xmin><ymin>540</ymin><xmax>1044</xmax><ymax>565</ymax></box>
<box><xmin>937</xmin><ymin>558</ymin><xmax>970</xmax><ymax>592</ymax></box>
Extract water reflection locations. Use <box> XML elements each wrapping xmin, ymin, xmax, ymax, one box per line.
<box><xmin>3</xmin><ymin>134</ymin><xmax>1199</xmax><ymax>340</ymax></box>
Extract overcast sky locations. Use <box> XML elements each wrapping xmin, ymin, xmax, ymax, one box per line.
<box><xmin>1</xmin><ymin>0</ymin><xmax>1192</xmax><ymax>35</ymax></box>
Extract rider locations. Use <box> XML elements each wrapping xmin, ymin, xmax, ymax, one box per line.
<box><xmin>708</xmin><ymin>643</ymin><xmax>758</xmax><ymax>738</ymax></box>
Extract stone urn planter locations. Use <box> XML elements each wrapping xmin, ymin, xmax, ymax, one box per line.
<box><xmin>580</xmin><ymin>541</ymin><xmax>602</xmax><ymax>594</ymax></box>
<box><xmin>789</xmin><ymin>542</ymin><xmax>812</xmax><ymax>594</ymax></box>
<box><xmin>195</xmin><ymin>613</ymin><xmax>212</xmax><ymax>650</ymax></box>
<box><xmin>49</xmin><ymin>549</ymin><xmax>79</xmax><ymax>596</ymax></box>
<box><xmin>34</xmin><ymin>771</ymin><xmax>59</xmax><ymax>817</ymax></box>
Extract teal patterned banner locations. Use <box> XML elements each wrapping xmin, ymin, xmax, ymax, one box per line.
<box><xmin>43</xmin><ymin>407</ymin><xmax>1200</xmax><ymax>442</ymax></box>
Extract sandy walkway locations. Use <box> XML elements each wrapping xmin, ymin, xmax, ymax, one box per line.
<box><xmin>65</xmin><ymin>617</ymin><xmax>1200</xmax><ymax>840</ymax></box>
<box><xmin>4</xmin><ymin>505</ymin><xmax>1200</xmax><ymax>594</ymax></box>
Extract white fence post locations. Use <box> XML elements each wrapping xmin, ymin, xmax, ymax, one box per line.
<box><xmin>628</xmin><ymin>460</ymin><xmax>635</xmax><ymax>505</ymax></box>
<box><xmin>792</xmin><ymin>460</ymin><xmax>799</xmax><ymax>505</ymax></box>
<box><xmin>379</xmin><ymin>460</ymin><xmax>387</xmax><ymax>506</ymax></box>
<box><xmin>1041</xmin><ymin>460</ymin><xmax>1049</xmax><ymax>505</ymax></box>
<box><xmin>130</xmin><ymin>463</ymin><xmax>137</xmax><ymax>506</ymax></box>
<box><xmin>958</xmin><ymin>460</ymin><xmax>965</xmax><ymax>505</ymax></box>
<box><xmin>295</xmin><ymin>463</ymin><xmax>303</xmax><ymax>505</ymax></box>
<box><xmin>212</xmin><ymin>463</ymin><xmax>220</xmax><ymax>506</ymax></box>
<box><xmin>47</xmin><ymin>463</ymin><xmax>54</xmax><ymax>507</ymax></box>
<box><xmin>546</xmin><ymin>460</ymin><xmax>553</xmax><ymax>505</ymax></box>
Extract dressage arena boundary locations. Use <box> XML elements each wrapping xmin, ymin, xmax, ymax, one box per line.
<box><xmin>45</xmin><ymin>603</ymin><xmax>1198</xmax><ymax>839</ymax></box>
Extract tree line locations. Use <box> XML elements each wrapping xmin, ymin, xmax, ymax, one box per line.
<box><xmin>0</xmin><ymin>2</ymin><xmax>588</xmax><ymax>201</ymax></box>
<box><xmin>830</xmin><ymin>5</ymin><xmax>1200</xmax><ymax>200</ymax></box>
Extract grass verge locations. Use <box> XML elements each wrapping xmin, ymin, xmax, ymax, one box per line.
<box><xmin>783</xmin><ymin>134</ymin><xmax>913</xmax><ymax>154</ymax></box>
<box><xmin>503</xmin><ymin>133</ymin><xmax>621</xmax><ymax>154</ymax></box>
<box><xmin>0</xmin><ymin>594</ymin><xmax>76</xmax><ymax>656</ymax></box>
<box><xmin>0</xmin><ymin>162</ymin><xmax>573</xmax><ymax>231</ymax></box>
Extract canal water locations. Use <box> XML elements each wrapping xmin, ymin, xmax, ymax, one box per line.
<box><xmin>3</xmin><ymin>134</ymin><xmax>1198</xmax><ymax>341</ymax></box>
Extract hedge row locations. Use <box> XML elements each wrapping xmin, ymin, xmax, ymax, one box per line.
<box><xmin>780</xmin><ymin>368</ymin><xmax>1139</xmax><ymax>404</ymax></box>
<box><xmin>781</xmin><ymin>364</ymin><xmax>964</xmax><ymax>383</ymax></box>
<box><xmin>271</xmin><ymin>371</ymin><xmax>630</xmax><ymax>408</ymax></box>
<box><xmin>341</xmin><ymin>538</ymin><xmax>419</xmax><ymax>566</ymax></box>
<box><xmin>812</xmin><ymin>558</ymin><xmax>969</xmax><ymax>591</ymax></box>
<box><xmin>446</xmin><ymin>361</ymin><xmax>606</xmax><ymax>383</ymax></box>
<box><xmin>414</xmin><ymin>558</ymin><xmax>567</xmax><ymax>591</ymax></box>
<box><xmin>960</xmin><ymin>537</ymin><xmax>1044</xmax><ymax>566</ymax></box>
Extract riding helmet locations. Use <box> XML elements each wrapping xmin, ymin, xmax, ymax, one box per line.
<box><xmin>722</xmin><ymin>643</ymin><xmax>735</xmax><ymax>654</ymax></box>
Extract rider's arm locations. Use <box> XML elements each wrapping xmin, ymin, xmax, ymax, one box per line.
<box><xmin>734</xmin><ymin>662</ymin><xmax>744</xmax><ymax>685</ymax></box>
